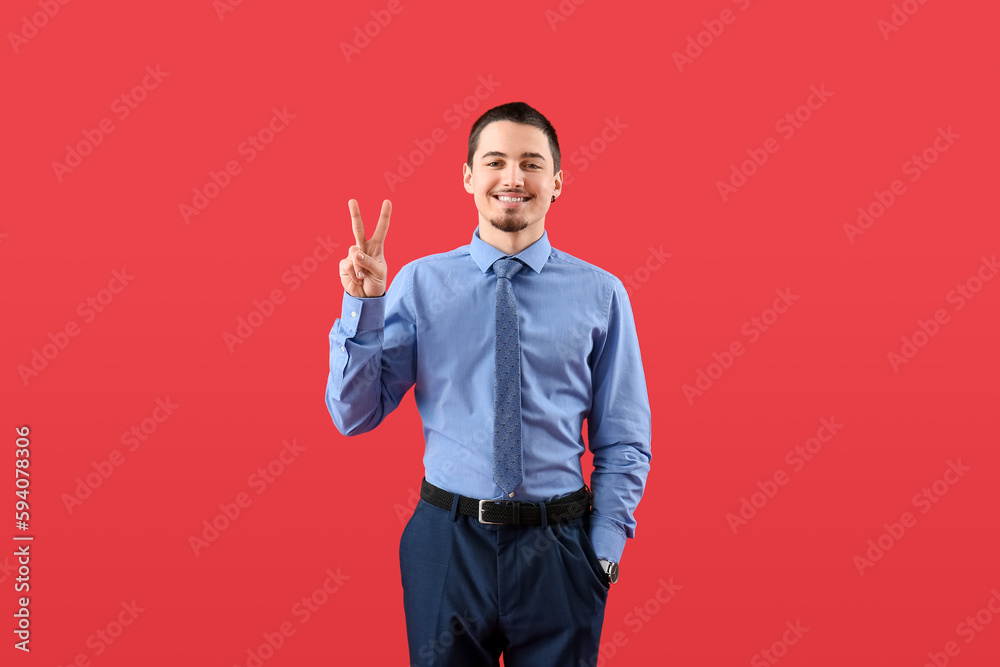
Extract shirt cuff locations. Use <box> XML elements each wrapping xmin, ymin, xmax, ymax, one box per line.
<box><xmin>340</xmin><ymin>291</ymin><xmax>384</xmax><ymax>335</ymax></box>
<box><xmin>588</xmin><ymin>514</ymin><xmax>627</xmax><ymax>563</ymax></box>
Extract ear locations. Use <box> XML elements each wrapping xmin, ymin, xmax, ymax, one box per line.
<box><xmin>551</xmin><ymin>169</ymin><xmax>563</xmax><ymax>200</ymax></box>
<box><xmin>463</xmin><ymin>163</ymin><xmax>474</xmax><ymax>194</ymax></box>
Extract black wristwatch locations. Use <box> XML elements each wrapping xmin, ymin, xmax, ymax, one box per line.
<box><xmin>598</xmin><ymin>559</ymin><xmax>619</xmax><ymax>584</ymax></box>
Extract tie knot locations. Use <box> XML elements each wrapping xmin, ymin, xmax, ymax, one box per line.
<box><xmin>493</xmin><ymin>258</ymin><xmax>524</xmax><ymax>280</ymax></box>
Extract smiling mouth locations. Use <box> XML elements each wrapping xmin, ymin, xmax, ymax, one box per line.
<box><xmin>493</xmin><ymin>194</ymin><xmax>531</xmax><ymax>203</ymax></box>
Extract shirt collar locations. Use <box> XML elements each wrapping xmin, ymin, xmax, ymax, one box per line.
<box><xmin>470</xmin><ymin>226</ymin><xmax>552</xmax><ymax>274</ymax></box>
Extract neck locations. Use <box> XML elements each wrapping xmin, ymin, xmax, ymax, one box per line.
<box><xmin>478</xmin><ymin>217</ymin><xmax>545</xmax><ymax>256</ymax></box>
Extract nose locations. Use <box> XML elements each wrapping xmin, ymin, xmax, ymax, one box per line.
<box><xmin>501</xmin><ymin>163</ymin><xmax>524</xmax><ymax>188</ymax></box>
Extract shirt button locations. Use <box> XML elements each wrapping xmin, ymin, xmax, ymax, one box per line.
<box><xmin>340</xmin><ymin>345</ymin><xmax>346</xmax><ymax>352</ymax></box>
<box><xmin>351</xmin><ymin>311</ymin><xmax>357</xmax><ymax>318</ymax></box>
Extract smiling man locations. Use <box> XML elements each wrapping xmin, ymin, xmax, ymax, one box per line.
<box><xmin>326</xmin><ymin>102</ymin><xmax>651</xmax><ymax>665</ymax></box>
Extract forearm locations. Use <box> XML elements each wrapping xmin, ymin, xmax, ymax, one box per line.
<box><xmin>586</xmin><ymin>278</ymin><xmax>652</xmax><ymax>562</ymax></box>
<box><xmin>589</xmin><ymin>442</ymin><xmax>651</xmax><ymax>562</ymax></box>
<box><xmin>326</xmin><ymin>292</ymin><xmax>388</xmax><ymax>436</ymax></box>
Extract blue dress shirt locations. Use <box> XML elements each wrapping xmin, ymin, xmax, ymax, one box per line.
<box><xmin>325</xmin><ymin>227</ymin><xmax>651</xmax><ymax>562</ymax></box>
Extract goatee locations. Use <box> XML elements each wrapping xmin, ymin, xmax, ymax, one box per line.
<box><xmin>488</xmin><ymin>212</ymin><xmax>529</xmax><ymax>234</ymax></box>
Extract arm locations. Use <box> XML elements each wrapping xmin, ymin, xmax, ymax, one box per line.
<box><xmin>325</xmin><ymin>267</ymin><xmax>417</xmax><ymax>436</ymax></box>
<box><xmin>325</xmin><ymin>198</ymin><xmax>416</xmax><ymax>436</ymax></box>
<box><xmin>587</xmin><ymin>279</ymin><xmax>652</xmax><ymax>563</ymax></box>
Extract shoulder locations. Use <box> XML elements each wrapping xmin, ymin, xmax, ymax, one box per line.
<box><xmin>390</xmin><ymin>243</ymin><xmax>472</xmax><ymax>289</ymax></box>
<box><xmin>546</xmin><ymin>246</ymin><xmax>625</xmax><ymax>292</ymax></box>
<box><xmin>545</xmin><ymin>246</ymin><xmax>635</xmax><ymax>325</ymax></box>
<box><xmin>409</xmin><ymin>243</ymin><xmax>471</xmax><ymax>268</ymax></box>
<box><xmin>398</xmin><ymin>243</ymin><xmax>470</xmax><ymax>274</ymax></box>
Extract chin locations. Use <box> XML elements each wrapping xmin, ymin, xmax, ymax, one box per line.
<box><xmin>487</xmin><ymin>216</ymin><xmax>530</xmax><ymax>234</ymax></box>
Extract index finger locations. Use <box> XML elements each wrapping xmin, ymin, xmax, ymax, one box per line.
<box><xmin>370</xmin><ymin>199</ymin><xmax>391</xmax><ymax>245</ymax></box>
<box><xmin>348</xmin><ymin>199</ymin><xmax>366</xmax><ymax>245</ymax></box>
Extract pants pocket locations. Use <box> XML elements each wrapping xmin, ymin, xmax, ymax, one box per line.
<box><xmin>577</xmin><ymin>521</ymin><xmax>611</xmax><ymax>591</ymax></box>
<box><xmin>399</xmin><ymin>499</ymin><xmax>425</xmax><ymax>569</ymax></box>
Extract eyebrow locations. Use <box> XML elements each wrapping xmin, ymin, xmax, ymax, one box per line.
<box><xmin>480</xmin><ymin>151</ymin><xmax>547</xmax><ymax>162</ymax></box>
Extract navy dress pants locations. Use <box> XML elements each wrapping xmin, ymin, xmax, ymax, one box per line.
<box><xmin>399</xmin><ymin>497</ymin><xmax>609</xmax><ymax>666</ymax></box>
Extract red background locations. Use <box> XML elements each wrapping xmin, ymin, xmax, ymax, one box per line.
<box><xmin>3</xmin><ymin>0</ymin><xmax>998</xmax><ymax>665</ymax></box>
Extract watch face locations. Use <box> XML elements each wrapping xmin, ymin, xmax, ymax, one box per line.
<box><xmin>607</xmin><ymin>562</ymin><xmax>619</xmax><ymax>584</ymax></box>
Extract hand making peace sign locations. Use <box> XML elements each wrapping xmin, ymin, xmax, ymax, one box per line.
<box><xmin>340</xmin><ymin>199</ymin><xmax>391</xmax><ymax>298</ymax></box>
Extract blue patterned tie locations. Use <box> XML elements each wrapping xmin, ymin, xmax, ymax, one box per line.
<box><xmin>492</xmin><ymin>258</ymin><xmax>524</xmax><ymax>497</ymax></box>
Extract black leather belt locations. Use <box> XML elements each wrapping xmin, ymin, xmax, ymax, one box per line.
<box><xmin>420</xmin><ymin>478</ymin><xmax>591</xmax><ymax>526</ymax></box>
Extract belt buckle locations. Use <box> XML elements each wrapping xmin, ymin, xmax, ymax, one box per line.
<box><xmin>478</xmin><ymin>499</ymin><xmax>511</xmax><ymax>525</ymax></box>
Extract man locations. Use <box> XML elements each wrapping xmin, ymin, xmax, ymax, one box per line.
<box><xmin>326</xmin><ymin>102</ymin><xmax>651</xmax><ymax>665</ymax></box>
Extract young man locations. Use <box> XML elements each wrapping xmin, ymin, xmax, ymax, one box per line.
<box><xmin>326</xmin><ymin>102</ymin><xmax>651</xmax><ymax>665</ymax></box>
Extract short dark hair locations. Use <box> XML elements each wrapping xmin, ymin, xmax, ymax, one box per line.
<box><xmin>467</xmin><ymin>102</ymin><xmax>561</xmax><ymax>173</ymax></box>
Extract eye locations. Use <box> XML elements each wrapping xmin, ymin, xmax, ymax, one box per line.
<box><xmin>486</xmin><ymin>161</ymin><xmax>502</xmax><ymax>167</ymax></box>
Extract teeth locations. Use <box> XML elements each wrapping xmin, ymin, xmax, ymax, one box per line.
<box><xmin>497</xmin><ymin>196</ymin><xmax>527</xmax><ymax>202</ymax></box>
